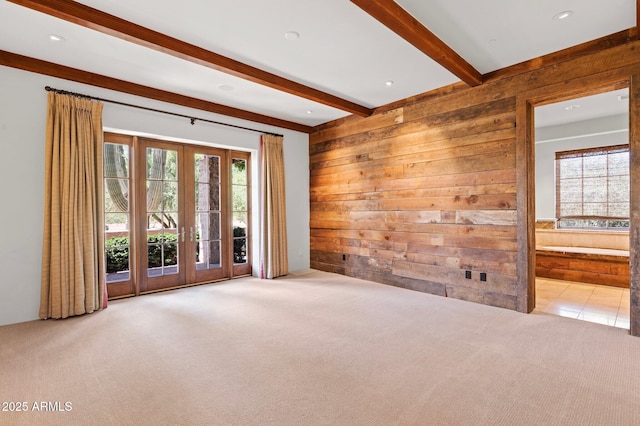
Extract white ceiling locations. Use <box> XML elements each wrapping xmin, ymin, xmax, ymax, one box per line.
<box><xmin>0</xmin><ymin>0</ymin><xmax>636</xmax><ymax>129</ymax></box>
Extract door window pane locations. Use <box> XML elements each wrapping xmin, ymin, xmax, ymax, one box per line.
<box><xmin>194</xmin><ymin>154</ymin><xmax>222</xmax><ymax>271</ymax></box>
<box><xmin>147</xmin><ymin>148</ymin><xmax>180</xmax><ymax>277</ymax></box>
<box><xmin>232</xmin><ymin>158</ymin><xmax>249</xmax><ymax>265</ymax></box>
<box><xmin>104</xmin><ymin>143</ymin><xmax>131</xmax><ymax>283</ymax></box>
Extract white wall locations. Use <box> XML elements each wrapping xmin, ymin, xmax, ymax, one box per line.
<box><xmin>0</xmin><ymin>65</ymin><xmax>310</xmax><ymax>326</ymax></box>
<box><xmin>534</xmin><ymin>114</ymin><xmax>629</xmax><ymax>220</ymax></box>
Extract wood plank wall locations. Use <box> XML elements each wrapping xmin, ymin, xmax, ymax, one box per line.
<box><xmin>309</xmin><ymin>40</ymin><xmax>640</xmax><ymax>317</ymax></box>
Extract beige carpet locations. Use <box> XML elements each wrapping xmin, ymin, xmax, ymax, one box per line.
<box><xmin>1</xmin><ymin>270</ymin><xmax>639</xmax><ymax>425</ymax></box>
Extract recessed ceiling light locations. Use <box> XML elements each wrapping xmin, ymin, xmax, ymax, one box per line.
<box><xmin>306</xmin><ymin>110</ymin><xmax>313</xmax><ymax>114</ymax></box>
<box><xmin>553</xmin><ymin>10</ymin><xmax>573</xmax><ymax>21</ymax></box>
<box><xmin>48</xmin><ymin>34</ymin><xmax>65</xmax><ymax>42</ymax></box>
<box><xmin>488</xmin><ymin>38</ymin><xmax>497</xmax><ymax>44</ymax></box>
<box><xmin>564</xmin><ymin>104</ymin><xmax>580</xmax><ymax>111</ymax></box>
<box><xmin>284</xmin><ymin>31</ymin><xmax>300</xmax><ymax>40</ymax></box>
<box><xmin>217</xmin><ymin>84</ymin><xmax>234</xmax><ymax>92</ymax></box>
<box><xmin>385</xmin><ymin>80</ymin><xmax>394</xmax><ymax>87</ymax></box>
<box><xmin>618</xmin><ymin>95</ymin><xmax>629</xmax><ymax>101</ymax></box>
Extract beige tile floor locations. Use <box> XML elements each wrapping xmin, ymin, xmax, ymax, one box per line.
<box><xmin>535</xmin><ymin>277</ymin><xmax>630</xmax><ymax>329</ymax></box>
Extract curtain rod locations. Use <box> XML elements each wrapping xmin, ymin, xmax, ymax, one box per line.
<box><xmin>44</xmin><ymin>86</ymin><xmax>283</xmax><ymax>138</ymax></box>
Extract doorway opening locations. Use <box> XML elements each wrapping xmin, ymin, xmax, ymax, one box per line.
<box><xmin>103</xmin><ymin>132</ymin><xmax>252</xmax><ymax>299</ymax></box>
<box><xmin>532</xmin><ymin>88</ymin><xmax>630</xmax><ymax>329</ymax></box>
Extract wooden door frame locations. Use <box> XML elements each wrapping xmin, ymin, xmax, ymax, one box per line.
<box><xmin>229</xmin><ymin>150</ymin><xmax>252</xmax><ymax>278</ymax></box>
<box><xmin>516</xmin><ymin>70</ymin><xmax>639</xmax><ymax>336</ymax></box>
<box><xmin>184</xmin><ymin>145</ymin><xmax>231</xmax><ymax>284</ymax></box>
<box><xmin>136</xmin><ymin>137</ymin><xmax>187</xmax><ymax>294</ymax></box>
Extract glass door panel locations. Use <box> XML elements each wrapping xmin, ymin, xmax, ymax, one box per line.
<box><xmin>188</xmin><ymin>149</ymin><xmax>227</xmax><ymax>282</ymax></box>
<box><xmin>139</xmin><ymin>141</ymin><xmax>185</xmax><ymax>292</ymax></box>
<box><xmin>103</xmin><ymin>135</ymin><xmax>135</xmax><ymax>298</ymax></box>
<box><xmin>231</xmin><ymin>153</ymin><xmax>251</xmax><ymax>276</ymax></box>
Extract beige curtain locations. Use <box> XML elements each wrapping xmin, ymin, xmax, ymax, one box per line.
<box><xmin>260</xmin><ymin>134</ymin><xmax>288</xmax><ymax>279</ymax></box>
<box><xmin>40</xmin><ymin>92</ymin><xmax>106</xmax><ymax>319</ymax></box>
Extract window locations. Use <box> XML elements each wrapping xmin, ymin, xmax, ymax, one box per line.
<box><xmin>556</xmin><ymin>144</ymin><xmax>629</xmax><ymax>229</ymax></box>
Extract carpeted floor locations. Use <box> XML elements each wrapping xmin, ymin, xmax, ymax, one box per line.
<box><xmin>1</xmin><ymin>270</ymin><xmax>639</xmax><ymax>425</ymax></box>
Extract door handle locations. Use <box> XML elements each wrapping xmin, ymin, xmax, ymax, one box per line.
<box><xmin>181</xmin><ymin>227</ymin><xmax>185</xmax><ymax>242</ymax></box>
<box><xmin>190</xmin><ymin>226</ymin><xmax>194</xmax><ymax>242</ymax></box>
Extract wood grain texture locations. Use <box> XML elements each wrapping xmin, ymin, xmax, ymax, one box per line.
<box><xmin>310</xmin><ymin>40</ymin><xmax>640</xmax><ymax>325</ymax></box>
<box><xmin>8</xmin><ymin>0</ymin><xmax>372</xmax><ymax>117</ymax></box>
<box><xmin>630</xmin><ymin>72</ymin><xmax>640</xmax><ymax>335</ymax></box>
<box><xmin>535</xmin><ymin>250</ymin><xmax>630</xmax><ymax>288</ymax></box>
<box><xmin>0</xmin><ymin>50</ymin><xmax>312</xmax><ymax>133</ymax></box>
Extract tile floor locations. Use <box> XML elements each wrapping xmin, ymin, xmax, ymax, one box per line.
<box><xmin>534</xmin><ymin>277</ymin><xmax>630</xmax><ymax>329</ymax></box>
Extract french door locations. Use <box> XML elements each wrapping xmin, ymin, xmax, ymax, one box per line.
<box><xmin>103</xmin><ymin>133</ymin><xmax>251</xmax><ymax>299</ymax></box>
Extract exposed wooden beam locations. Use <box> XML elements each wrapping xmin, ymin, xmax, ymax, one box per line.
<box><xmin>0</xmin><ymin>50</ymin><xmax>312</xmax><ymax>133</ymax></box>
<box><xmin>7</xmin><ymin>0</ymin><xmax>373</xmax><ymax>118</ymax></box>
<box><xmin>350</xmin><ymin>0</ymin><xmax>483</xmax><ymax>87</ymax></box>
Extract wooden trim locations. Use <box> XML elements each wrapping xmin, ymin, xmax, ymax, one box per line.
<box><xmin>349</xmin><ymin>0</ymin><xmax>483</xmax><ymax>87</ymax></box>
<box><xmin>519</xmin><ymin>72</ymin><xmax>634</xmax><ymax>328</ymax></box>
<box><xmin>0</xmin><ymin>50</ymin><xmax>312</xmax><ymax>134</ymax></box>
<box><xmin>7</xmin><ymin>0</ymin><xmax>372</xmax><ymax>118</ymax></box>
<box><xmin>516</xmin><ymin>97</ymin><xmax>535</xmax><ymax>313</ymax></box>
<box><xmin>230</xmin><ymin>150</ymin><xmax>252</xmax><ymax>277</ymax></box>
<box><xmin>103</xmin><ymin>132</ymin><xmax>137</xmax><ymax>299</ymax></box>
<box><xmin>630</xmin><ymin>73</ymin><xmax>640</xmax><ymax>336</ymax></box>
<box><xmin>484</xmin><ymin>28</ymin><xmax>638</xmax><ymax>83</ymax></box>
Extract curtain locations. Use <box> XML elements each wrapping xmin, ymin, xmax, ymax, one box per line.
<box><xmin>260</xmin><ymin>134</ymin><xmax>288</xmax><ymax>279</ymax></box>
<box><xmin>40</xmin><ymin>92</ymin><xmax>107</xmax><ymax>319</ymax></box>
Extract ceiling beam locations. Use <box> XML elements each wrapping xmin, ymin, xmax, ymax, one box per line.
<box><xmin>7</xmin><ymin>0</ymin><xmax>373</xmax><ymax>118</ymax></box>
<box><xmin>0</xmin><ymin>50</ymin><xmax>312</xmax><ymax>133</ymax></box>
<box><xmin>350</xmin><ymin>0</ymin><xmax>483</xmax><ymax>87</ymax></box>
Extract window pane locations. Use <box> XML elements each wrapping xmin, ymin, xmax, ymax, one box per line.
<box><xmin>560</xmin><ymin>203</ymin><xmax>582</xmax><ymax>217</ymax></box>
<box><xmin>560</xmin><ymin>157</ymin><xmax>582</xmax><ymax>179</ymax></box>
<box><xmin>233</xmin><ymin>211</ymin><xmax>247</xmax><ymax>230</ymax></box>
<box><xmin>608</xmin><ymin>152</ymin><xmax>629</xmax><ymax>176</ymax></box>
<box><xmin>104</xmin><ymin>143</ymin><xmax>129</xmax><ymax>178</ymax></box>
<box><xmin>232</xmin><ymin>185</ymin><xmax>247</xmax><ymax>211</ymax></box>
<box><xmin>105</xmin><ymin>242</ymin><xmax>129</xmax><ymax>282</ymax></box>
<box><xmin>559</xmin><ymin>178</ymin><xmax>582</xmax><ymax>203</ymax></box>
<box><xmin>196</xmin><ymin>214</ymin><xmax>208</xmax><ymax>242</ymax></box>
<box><xmin>195</xmin><ymin>155</ymin><xmax>220</xmax><ymax>184</ymax></box>
<box><xmin>146</xmin><ymin>148</ymin><xmax>164</xmax><ymax>179</ymax></box>
<box><xmin>232</xmin><ymin>158</ymin><xmax>247</xmax><ymax>185</ymax></box>
<box><xmin>609</xmin><ymin>175</ymin><xmax>630</xmax><ymax>202</ymax></box>
<box><xmin>583</xmin><ymin>177</ymin><xmax>606</xmax><ymax>201</ymax></box>
<box><xmin>208</xmin><ymin>212</ymin><xmax>220</xmax><ymax>240</ymax></box>
<box><xmin>208</xmin><ymin>240</ymin><xmax>221</xmax><ymax>268</ymax></box>
<box><xmin>163</xmin><ymin>150</ymin><xmax>178</xmax><ymax>180</ymax></box>
<box><xmin>583</xmin><ymin>155</ymin><xmax>606</xmax><ymax>177</ymax></box>
<box><xmin>105</xmin><ymin>212</ymin><xmax>129</xmax><ymax>232</ymax></box>
<box><xmin>609</xmin><ymin>203</ymin><xmax>629</xmax><ymax>217</ymax></box>
<box><xmin>233</xmin><ymin>238</ymin><xmax>247</xmax><ymax>264</ymax></box>
<box><xmin>162</xmin><ymin>182</ymin><xmax>178</xmax><ymax>212</ymax></box>
<box><xmin>583</xmin><ymin>203</ymin><xmax>606</xmax><ymax>216</ymax></box>
<box><xmin>105</xmin><ymin>179</ymin><xmax>129</xmax><ymax>212</ymax></box>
